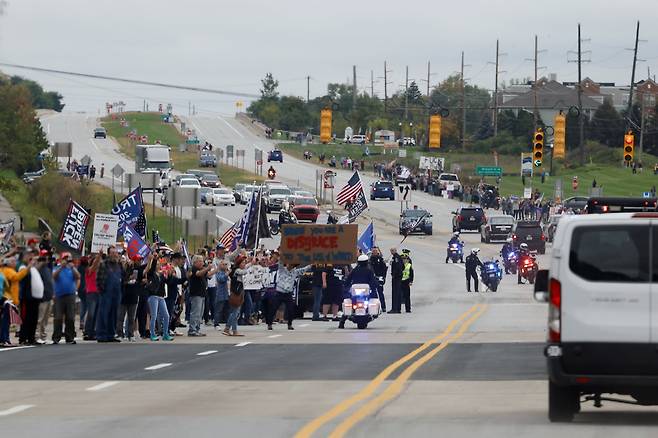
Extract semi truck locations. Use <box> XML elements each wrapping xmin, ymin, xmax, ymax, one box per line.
<box><xmin>135</xmin><ymin>145</ymin><xmax>172</xmax><ymax>173</ymax></box>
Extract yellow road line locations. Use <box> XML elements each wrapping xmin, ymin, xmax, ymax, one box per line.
<box><xmin>327</xmin><ymin>304</ymin><xmax>489</xmax><ymax>438</ymax></box>
<box><xmin>293</xmin><ymin>303</ymin><xmax>481</xmax><ymax>438</ymax></box>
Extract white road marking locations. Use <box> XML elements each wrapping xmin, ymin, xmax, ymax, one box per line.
<box><xmin>196</xmin><ymin>350</ymin><xmax>218</xmax><ymax>356</ymax></box>
<box><xmin>89</xmin><ymin>138</ymin><xmax>101</xmax><ymax>152</ymax></box>
<box><xmin>0</xmin><ymin>345</ymin><xmax>34</xmax><ymax>352</ymax></box>
<box><xmin>267</xmin><ymin>334</ymin><xmax>282</xmax><ymax>338</ymax></box>
<box><xmin>144</xmin><ymin>363</ymin><xmax>172</xmax><ymax>371</ymax></box>
<box><xmin>0</xmin><ymin>405</ymin><xmax>35</xmax><ymax>416</ymax></box>
<box><xmin>219</xmin><ymin>116</ymin><xmax>244</xmax><ymax>138</ymax></box>
<box><xmin>234</xmin><ymin>342</ymin><xmax>251</xmax><ymax>347</ymax></box>
<box><xmin>190</xmin><ymin>119</ymin><xmax>204</xmax><ymax>136</ymax></box>
<box><xmin>299</xmin><ymin>324</ymin><xmax>309</xmax><ymax>328</ymax></box>
<box><xmin>86</xmin><ymin>381</ymin><xmax>119</xmax><ymax>392</ymax></box>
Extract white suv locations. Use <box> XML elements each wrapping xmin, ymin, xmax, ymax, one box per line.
<box><xmin>534</xmin><ymin>212</ymin><xmax>658</xmax><ymax>422</ymax></box>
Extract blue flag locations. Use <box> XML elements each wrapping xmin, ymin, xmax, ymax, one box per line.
<box><xmin>236</xmin><ymin>189</ymin><xmax>258</xmax><ymax>247</ymax></box>
<box><xmin>123</xmin><ymin>224</ymin><xmax>151</xmax><ymax>261</ymax></box>
<box><xmin>357</xmin><ymin>222</ymin><xmax>375</xmax><ymax>254</ymax></box>
<box><xmin>111</xmin><ymin>186</ymin><xmax>147</xmax><ymax>238</ymax></box>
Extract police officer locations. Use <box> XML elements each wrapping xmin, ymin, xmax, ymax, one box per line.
<box><xmin>388</xmin><ymin>248</ymin><xmax>404</xmax><ymax>314</ymax></box>
<box><xmin>517</xmin><ymin>243</ymin><xmax>531</xmax><ymax>284</ymax></box>
<box><xmin>339</xmin><ymin>254</ymin><xmax>379</xmax><ymax>329</ymax></box>
<box><xmin>369</xmin><ymin>247</ymin><xmax>388</xmax><ymax>312</ymax></box>
<box><xmin>500</xmin><ymin>237</ymin><xmax>514</xmax><ymax>274</ymax></box>
<box><xmin>465</xmin><ymin>248</ymin><xmax>483</xmax><ymax>292</ymax></box>
<box><xmin>400</xmin><ymin>249</ymin><xmax>414</xmax><ymax>313</ymax></box>
<box><xmin>446</xmin><ymin>232</ymin><xmax>464</xmax><ymax>263</ymax></box>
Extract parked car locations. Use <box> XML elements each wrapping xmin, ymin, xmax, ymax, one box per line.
<box><xmin>93</xmin><ymin>127</ymin><xmax>107</xmax><ymax>139</ymax></box>
<box><xmin>199</xmin><ymin>153</ymin><xmax>217</xmax><ymax>167</ymax></box>
<box><xmin>533</xmin><ymin>213</ymin><xmax>658</xmax><ymax>422</ymax></box>
<box><xmin>480</xmin><ymin>215</ymin><xmax>514</xmax><ymax>243</ymax></box>
<box><xmin>289</xmin><ymin>196</ymin><xmax>320</xmax><ymax>222</ymax></box>
<box><xmin>370</xmin><ymin>180</ymin><xmax>395</xmax><ymax>200</ymax></box>
<box><xmin>563</xmin><ymin>196</ymin><xmax>589</xmax><ymax>211</ymax></box>
<box><xmin>178</xmin><ymin>178</ymin><xmax>201</xmax><ymax>189</ymax></box>
<box><xmin>22</xmin><ymin>168</ymin><xmax>46</xmax><ymax>184</ymax></box>
<box><xmin>511</xmin><ymin>220</ymin><xmax>546</xmax><ymax>254</ymax></box>
<box><xmin>200</xmin><ymin>174</ymin><xmax>221</xmax><ymax>188</ymax></box>
<box><xmin>399</xmin><ymin>208</ymin><xmax>432</xmax><ymax>235</ymax></box>
<box><xmin>348</xmin><ymin>134</ymin><xmax>367</xmax><ymax>144</ymax></box>
<box><xmin>175</xmin><ymin>173</ymin><xmax>196</xmax><ymax>186</ymax></box>
<box><xmin>398</xmin><ymin>137</ymin><xmax>415</xmax><ymax>147</ymax></box>
<box><xmin>438</xmin><ymin>173</ymin><xmax>462</xmax><ymax>197</ymax></box>
<box><xmin>199</xmin><ymin>187</ymin><xmax>213</xmax><ymax>205</ymax></box>
<box><xmin>452</xmin><ymin>207</ymin><xmax>486</xmax><ymax>232</ymax></box>
<box><xmin>210</xmin><ymin>188</ymin><xmax>235</xmax><ymax>206</ymax></box>
<box><xmin>268</xmin><ymin>149</ymin><xmax>283</xmax><ymax>162</ymax></box>
<box><xmin>264</xmin><ymin>186</ymin><xmax>292</xmax><ymax>212</ymax></box>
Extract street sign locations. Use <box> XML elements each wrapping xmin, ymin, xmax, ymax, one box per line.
<box><xmin>398</xmin><ymin>149</ymin><xmax>407</xmax><ymax>158</ymax></box>
<box><xmin>52</xmin><ymin>142</ymin><xmax>72</xmax><ymax>158</ymax></box>
<box><xmin>523</xmin><ymin>187</ymin><xmax>532</xmax><ymax>199</ymax></box>
<box><xmin>475</xmin><ymin>166</ymin><xmax>502</xmax><ymax>177</ymax></box>
<box><xmin>80</xmin><ymin>155</ymin><xmax>92</xmax><ymax>166</ymax></box>
<box><xmin>236</xmin><ymin>149</ymin><xmax>245</xmax><ymax>157</ymax></box>
<box><xmin>534</xmin><ymin>159</ymin><xmax>542</xmax><ymax>167</ymax></box>
<box><xmin>111</xmin><ymin>164</ymin><xmax>125</xmax><ymax>178</ymax></box>
<box><xmin>226</xmin><ymin>145</ymin><xmax>234</xmax><ymax>158</ymax></box>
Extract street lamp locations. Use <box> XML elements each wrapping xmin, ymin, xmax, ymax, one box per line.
<box><xmin>398</xmin><ymin>122</ymin><xmax>403</xmax><ymax>144</ymax></box>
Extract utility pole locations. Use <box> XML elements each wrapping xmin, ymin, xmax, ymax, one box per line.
<box><xmin>640</xmin><ymin>90</ymin><xmax>645</xmax><ymax>162</ymax></box>
<box><xmin>384</xmin><ymin>61</ymin><xmax>389</xmax><ymax>113</ymax></box>
<box><xmin>461</xmin><ymin>51</ymin><xmax>466</xmax><ymax>150</ymax></box>
<box><xmin>533</xmin><ymin>35</ymin><xmax>539</xmax><ymax>130</ymax></box>
<box><xmin>494</xmin><ymin>40</ymin><xmax>500</xmax><ymax>137</ymax></box>
<box><xmin>577</xmin><ymin>24</ymin><xmax>585</xmax><ymax>166</ymax></box>
<box><xmin>370</xmin><ymin>70</ymin><xmax>374</xmax><ymax>97</ymax></box>
<box><xmin>426</xmin><ymin>61</ymin><xmax>431</xmax><ymax>97</ymax></box>
<box><xmin>352</xmin><ymin>65</ymin><xmax>357</xmax><ymax>113</ymax></box>
<box><xmin>306</xmin><ymin>75</ymin><xmax>310</xmax><ymax>103</ymax></box>
<box><xmin>626</xmin><ymin>21</ymin><xmax>641</xmax><ymax>131</ymax></box>
<box><xmin>404</xmin><ymin>65</ymin><xmax>409</xmax><ymax>120</ymax></box>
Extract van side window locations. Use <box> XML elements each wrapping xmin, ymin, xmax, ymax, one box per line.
<box><xmin>569</xmin><ymin>226</ymin><xmax>649</xmax><ymax>282</ymax></box>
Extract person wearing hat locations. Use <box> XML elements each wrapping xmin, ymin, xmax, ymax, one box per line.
<box><xmin>465</xmin><ymin>248</ymin><xmax>484</xmax><ymax>293</ymax></box>
<box><xmin>400</xmin><ymin>250</ymin><xmax>414</xmax><ymax>313</ymax></box>
<box><xmin>388</xmin><ymin>248</ymin><xmax>404</xmax><ymax>314</ymax></box>
<box><xmin>52</xmin><ymin>252</ymin><xmax>81</xmax><ymax>344</ymax></box>
<box><xmin>0</xmin><ymin>256</ymin><xmax>29</xmax><ymax>309</ymax></box>
<box><xmin>338</xmin><ymin>254</ymin><xmax>379</xmax><ymax>329</ymax></box>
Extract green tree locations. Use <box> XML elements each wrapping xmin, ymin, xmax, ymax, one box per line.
<box><xmin>405</xmin><ymin>81</ymin><xmax>423</xmax><ymax>105</ymax></box>
<box><xmin>589</xmin><ymin>97</ymin><xmax>623</xmax><ymax>147</ymax></box>
<box><xmin>259</xmin><ymin>73</ymin><xmax>279</xmax><ymax>100</ymax></box>
<box><xmin>5</xmin><ymin>75</ymin><xmax>64</xmax><ymax>111</ymax></box>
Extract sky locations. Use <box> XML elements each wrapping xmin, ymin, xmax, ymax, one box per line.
<box><xmin>0</xmin><ymin>0</ymin><xmax>656</xmax><ymax>115</ymax></box>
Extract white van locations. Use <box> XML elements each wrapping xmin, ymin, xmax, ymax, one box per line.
<box><xmin>534</xmin><ymin>212</ymin><xmax>658</xmax><ymax>422</ymax></box>
<box><xmin>348</xmin><ymin>134</ymin><xmax>367</xmax><ymax>145</ymax></box>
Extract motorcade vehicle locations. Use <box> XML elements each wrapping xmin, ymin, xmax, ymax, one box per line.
<box><xmin>518</xmin><ymin>252</ymin><xmax>538</xmax><ymax>284</ymax></box>
<box><xmin>289</xmin><ymin>196</ymin><xmax>320</xmax><ymax>222</ymax></box>
<box><xmin>370</xmin><ymin>180</ymin><xmax>395</xmax><ymax>200</ymax></box>
<box><xmin>268</xmin><ymin>149</ymin><xmax>283</xmax><ymax>162</ymax></box>
<box><xmin>187</xmin><ymin>169</ymin><xmax>214</xmax><ymax>180</ymax></box>
<box><xmin>585</xmin><ymin>197</ymin><xmax>658</xmax><ymax>214</ymax></box>
<box><xmin>533</xmin><ymin>213</ymin><xmax>658</xmax><ymax>422</ymax></box>
<box><xmin>199</xmin><ymin>153</ymin><xmax>217</xmax><ymax>167</ymax></box>
<box><xmin>453</xmin><ymin>207</ymin><xmax>486</xmax><ymax>232</ymax></box>
<box><xmin>341</xmin><ymin>284</ymin><xmax>381</xmax><ymax>329</ymax></box>
<box><xmin>479</xmin><ymin>260</ymin><xmax>502</xmax><ymax>292</ymax></box>
<box><xmin>93</xmin><ymin>127</ymin><xmax>107</xmax><ymax>139</ymax></box>
<box><xmin>480</xmin><ymin>215</ymin><xmax>514</xmax><ymax>243</ymax></box>
<box><xmin>264</xmin><ymin>186</ymin><xmax>292</xmax><ymax>212</ymax></box>
<box><xmin>479</xmin><ymin>184</ymin><xmax>500</xmax><ymax>209</ymax></box>
<box><xmin>502</xmin><ymin>250</ymin><xmax>518</xmax><ymax>275</ymax></box>
<box><xmin>446</xmin><ymin>241</ymin><xmax>464</xmax><ymax>264</ymax></box>
<box><xmin>512</xmin><ymin>220</ymin><xmax>546</xmax><ymax>254</ymax></box>
<box><xmin>175</xmin><ymin>173</ymin><xmax>195</xmax><ymax>186</ymax></box>
<box><xmin>399</xmin><ymin>208</ymin><xmax>432</xmax><ymax>235</ymax></box>
<box><xmin>200</xmin><ymin>174</ymin><xmax>221</xmax><ymax>188</ymax></box>
<box><xmin>210</xmin><ymin>188</ymin><xmax>235</xmax><ymax>206</ymax></box>
<box><xmin>563</xmin><ymin>196</ymin><xmax>589</xmax><ymax>211</ymax></box>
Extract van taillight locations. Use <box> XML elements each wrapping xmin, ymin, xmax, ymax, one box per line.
<box><xmin>548</xmin><ymin>278</ymin><xmax>561</xmax><ymax>342</ymax></box>
<box><xmin>541</xmin><ymin>233</ymin><xmax>546</xmax><ymax>241</ymax></box>
<box><xmin>458</xmin><ymin>215</ymin><xmax>463</xmax><ymax>222</ymax></box>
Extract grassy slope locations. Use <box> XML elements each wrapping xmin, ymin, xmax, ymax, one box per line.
<box><xmin>279</xmin><ymin>142</ymin><xmax>658</xmax><ymax>198</ymax></box>
<box><xmin>102</xmin><ymin>112</ymin><xmax>262</xmax><ymax>186</ymax></box>
<box><xmin>0</xmin><ymin>170</ymin><xmax>181</xmax><ymax>245</ymax></box>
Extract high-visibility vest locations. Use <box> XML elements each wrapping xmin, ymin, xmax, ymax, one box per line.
<box><xmin>402</xmin><ymin>262</ymin><xmax>412</xmax><ymax>281</ymax></box>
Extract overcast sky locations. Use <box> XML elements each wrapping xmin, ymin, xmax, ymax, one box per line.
<box><xmin>1</xmin><ymin>0</ymin><xmax>656</xmax><ymax>115</ymax></box>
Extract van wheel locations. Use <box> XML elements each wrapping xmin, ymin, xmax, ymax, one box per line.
<box><xmin>548</xmin><ymin>381</ymin><xmax>578</xmax><ymax>422</ymax></box>
<box><xmin>357</xmin><ymin>322</ymin><xmax>368</xmax><ymax>329</ymax></box>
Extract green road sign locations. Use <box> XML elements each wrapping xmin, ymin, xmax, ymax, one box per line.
<box><xmin>475</xmin><ymin>166</ymin><xmax>502</xmax><ymax>177</ymax></box>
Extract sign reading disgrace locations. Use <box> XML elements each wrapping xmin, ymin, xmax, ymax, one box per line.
<box><xmin>279</xmin><ymin>224</ymin><xmax>358</xmax><ymax>265</ymax></box>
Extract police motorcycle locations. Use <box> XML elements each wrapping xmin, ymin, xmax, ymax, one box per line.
<box><xmin>447</xmin><ymin>235</ymin><xmax>465</xmax><ymax>264</ymax></box>
<box><xmin>517</xmin><ymin>243</ymin><xmax>538</xmax><ymax>284</ymax></box>
<box><xmin>342</xmin><ymin>283</ymin><xmax>381</xmax><ymax>329</ymax></box>
<box><xmin>269</xmin><ymin>204</ymin><xmax>297</xmax><ymax>235</ymax></box>
<box><xmin>479</xmin><ymin>259</ymin><xmax>503</xmax><ymax>292</ymax></box>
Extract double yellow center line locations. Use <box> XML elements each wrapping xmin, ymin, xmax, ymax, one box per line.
<box><xmin>294</xmin><ymin>303</ymin><xmax>488</xmax><ymax>438</ymax></box>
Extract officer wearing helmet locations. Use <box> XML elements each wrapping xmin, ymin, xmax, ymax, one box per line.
<box><xmin>465</xmin><ymin>248</ymin><xmax>483</xmax><ymax>292</ymax></box>
<box><xmin>500</xmin><ymin>237</ymin><xmax>514</xmax><ymax>274</ymax></box>
<box><xmin>517</xmin><ymin>243</ymin><xmax>532</xmax><ymax>284</ymax></box>
<box><xmin>446</xmin><ymin>232</ymin><xmax>464</xmax><ymax>263</ymax></box>
<box><xmin>339</xmin><ymin>254</ymin><xmax>379</xmax><ymax>329</ymax></box>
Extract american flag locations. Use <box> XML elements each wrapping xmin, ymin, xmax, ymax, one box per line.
<box><xmin>336</xmin><ymin>171</ymin><xmax>363</xmax><ymax>205</ymax></box>
<box><xmin>219</xmin><ymin>223</ymin><xmax>239</xmax><ymax>249</ymax></box>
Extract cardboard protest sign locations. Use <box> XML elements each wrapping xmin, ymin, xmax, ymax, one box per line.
<box><xmin>91</xmin><ymin>213</ymin><xmax>119</xmax><ymax>253</ymax></box>
<box><xmin>279</xmin><ymin>224</ymin><xmax>358</xmax><ymax>265</ymax></box>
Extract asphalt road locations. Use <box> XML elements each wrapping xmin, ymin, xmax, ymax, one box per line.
<box><xmin>3</xmin><ymin>112</ymin><xmax>653</xmax><ymax>437</ymax></box>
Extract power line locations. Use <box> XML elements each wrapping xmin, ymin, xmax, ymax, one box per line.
<box><xmin>0</xmin><ymin>62</ymin><xmax>260</xmax><ymax>98</ymax></box>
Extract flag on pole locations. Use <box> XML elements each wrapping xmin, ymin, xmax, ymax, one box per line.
<box><xmin>181</xmin><ymin>240</ymin><xmax>191</xmax><ymax>270</ymax></box>
<box><xmin>111</xmin><ymin>185</ymin><xmax>147</xmax><ymax>238</ymax></box>
<box><xmin>123</xmin><ymin>224</ymin><xmax>151</xmax><ymax>261</ymax></box>
<box><xmin>336</xmin><ymin>171</ymin><xmax>363</xmax><ymax>205</ymax></box>
<box><xmin>219</xmin><ymin>223</ymin><xmax>239</xmax><ymax>250</ymax></box>
<box><xmin>357</xmin><ymin>222</ymin><xmax>375</xmax><ymax>254</ymax></box>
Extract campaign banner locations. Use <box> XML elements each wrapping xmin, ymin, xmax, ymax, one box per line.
<box><xmin>346</xmin><ymin>189</ymin><xmax>368</xmax><ymax>223</ymax></box>
<box><xmin>123</xmin><ymin>225</ymin><xmax>151</xmax><ymax>260</ymax></box>
<box><xmin>58</xmin><ymin>200</ymin><xmax>90</xmax><ymax>252</ymax></box>
<box><xmin>111</xmin><ymin>186</ymin><xmax>146</xmax><ymax>237</ymax></box>
<box><xmin>91</xmin><ymin>213</ymin><xmax>119</xmax><ymax>253</ymax></box>
<box><xmin>279</xmin><ymin>224</ymin><xmax>358</xmax><ymax>265</ymax></box>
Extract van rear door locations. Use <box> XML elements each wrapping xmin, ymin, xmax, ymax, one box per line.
<box><xmin>561</xmin><ymin>222</ymin><xmax>650</xmax><ymax>343</ymax></box>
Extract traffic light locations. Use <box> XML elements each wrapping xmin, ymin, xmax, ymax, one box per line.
<box><xmin>624</xmin><ymin>131</ymin><xmax>635</xmax><ymax>163</ymax></box>
<box><xmin>533</xmin><ymin>128</ymin><xmax>544</xmax><ymax>167</ymax></box>
<box><xmin>553</xmin><ymin>112</ymin><xmax>566</xmax><ymax>159</ymax></box>
<box><xmin>428</xmin><ymin>115</ymin><xmax>441</xmax><ymax>148</ymax></box>
<box><xmin>320</xmin><ymin>109</ymin><xmax>332</xmax><ymax>144</ymax></box>
<box><xmin>267</xmin><ymin>166</ymin><xmax>276</xmax><ymax>180</ymax></box>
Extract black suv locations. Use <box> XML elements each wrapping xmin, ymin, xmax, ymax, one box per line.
<box><xmin>452</xmin><ymin>207</ymin><xmax>486</xmax><ymax>232</ymax></box>
<box><xmin>512</xmin><ymin>220</ymin><xmax>546</xmax><ymax>254</ymax></box>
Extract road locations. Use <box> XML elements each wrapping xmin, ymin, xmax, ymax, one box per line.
<box><xmin>3</xmin><ymin>112</ymin><xmax>655</xmax><ymax>437</ymax></box>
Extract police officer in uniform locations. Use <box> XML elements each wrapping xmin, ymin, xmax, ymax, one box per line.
<box><xmin>400</xmin><ymin>249</ymin><xmax>414</xmax><ymax>312</ymax></box>
<box><xmin>388</xmin><ymin>248</ymin><xmax>404</xmax><ymax>313</ymax></box>
<box><xmin>500</xmin><ymin>237</ymin><xmax>514</xmax><ymax>274</ymax></box>
<box><xmin>369</xmin><ymin>247</ymin><xmax>388</xmax><ymax>312</ymax></box>
<box><xmin>465</xmin><ymin>248</ymin><xmax>483</xmax><ymax>292</ymax></box>
<box><xmin>339</xmin><ymin>254</ymin><xmax>379</xmax><ymax>329</ymax></box>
